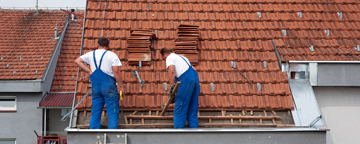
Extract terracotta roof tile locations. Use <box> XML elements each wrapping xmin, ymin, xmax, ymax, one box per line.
<box><xmin>0</xmin><ymin>10</ymin><xmax>67</xmax><ymax>80</ymax></box>
<box><xmin>51</xmin><ymin>12</ymin><xmax>84</xmax><ymax>92</ymax></box>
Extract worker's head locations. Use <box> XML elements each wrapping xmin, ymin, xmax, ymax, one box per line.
<box><xmin>160</xmin><ymin>48</ymin><xmax>172</xmax><ymax>60</ymax></box>
<box><xmin>97</xmin><ymin>37</ymin><xmax>110</xmax><ymax>49</ymax></box>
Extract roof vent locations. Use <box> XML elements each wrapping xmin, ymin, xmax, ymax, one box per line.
<box><xmin>20</xmin><ymin>57</ymin><xmax>23</xmax><ymax>60</ymax></box>
<box><xmin>71</xmin><ymin>9</ymin><xmax>75</xmax><ymax>20</ymax></box>
<box><xmin>64</xmin><ymin>67</ymin><xmax>66</xmax><ymax>70</ymax></box>
<box><xmin>309</xmin><ymin>45</ymin><xmax>314</xmax><ymax>52</ymax></box>
<box><xmin>7</xmin><ymin>64</ymin><xmax>9</xmax><ymax>67</ymax></box>
<box><xmin>36</xmin><ymin>70</ymin><xmax>38</xmax><ymax>74</ymax></box>
<box><xmin>13</xmin><ymin>71</ymin><xmax>16</xmax><ymax>74</ymax></box>
<box><xmin>59</xmin><ymin>85</ymin><xmax>62</xmax><ymax>89</ymax></box>
<box><xmin>282</xmin><ymin>30</ymin><xmax>287</xmax><ymax>36</ymax></box>
<box><xmin>231</xmin><ymin>61</ymin><xmax>236</xmax><ymax>68</ymax></box>
<box><xmin>1</xmin><ymin>57</ymin><xmax>3</xmax><ymax>61</ymax></box>
<box><xmin>164</xmin><ymin>82</ymin><xmax>168</xmax><ymax>91</ymax></box>
<box><xmin>26</xmin><ymin>63</ymin><xmax>29</xmax><ymax>66</ymax></box>
<box><xmin>257</xmin><ymin>83</ymin><xmax>261</xmax><ymax>91</ymax></box>
<box><xmin>297</xmin><ymin>12</ymin><xmax>302</xmax><ymax>18</ymax></box>
<box><xmin>257</xmin><ymin>12</ymin><xmax>261</xmax><ymax>18</ymax></box>
<box><xmin>354</xmin><ymin>45</ymin><xmax>360</xmax><ymax>51</ymax></box>
<box><xmin>324</xmin><ymin>30</ymin><xmax>330</xmax><ymax>36</ymax></box>
<box><xmin>72</xmin><ymin>75</ymin><xmax>74</xmax><ymax>79</ymax></box>
<box><xmin>337</xmin><ymin>12</ymin><xmax>343</xmax><ymax>19</ymax></box>
<box><xmin>54</xmin><ymin>24</ymin><xmax>59</xmax><ymax>39</ymax></box>
<box><xmin>41</xmin><ymin>57</ymin><xmax>43</xmax><ymax>60</ymax></box>
<box><xmin>211</xmin><ymin>83</ymin><xmax>215</xmax><ymax>92</ymax></box>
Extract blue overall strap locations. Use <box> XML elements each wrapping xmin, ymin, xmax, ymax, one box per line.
<box><xmin>93</xmin><ymin>51</ymin><xmax>98</xmax><ymax>69</ymax></box>
<box><xmin>98</xmin><ymin>51</ymin><xmax>108</xmax><ymax>69</ymax></box>
<box><xmin>176</xmin><ymin>54</ymin><xmax>192</xmax><ymax>67</ymax></box>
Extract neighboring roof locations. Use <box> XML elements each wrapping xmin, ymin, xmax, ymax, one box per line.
<box><xmin>75</xmin><ymin>0</ymin><xmax>296</xmax><ymax>111</ymax></box>
<box><xmin>0</xmin><ymin>10</ymin><xmax>67</xmax><ymax>80</ymax></box>
<box><xmin>39</xmin><ymin>93</ymin><xmax>74</xmax><ymax>108</ymax></box>
<box><xmin>51</xmin><ymin>12</ymin><xmax>84</xmax><ymax>92</ymax></box>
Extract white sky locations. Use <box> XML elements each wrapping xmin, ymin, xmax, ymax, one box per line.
<box><xmin>0</xmin><ymin>0</ymin><xmax>86</xmax><ymax>9</ymax></box>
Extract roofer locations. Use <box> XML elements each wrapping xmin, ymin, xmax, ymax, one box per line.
<box><xmin>75</xmin><ymin>37</ymin><xmax>123</xmax><ymax>129</ymax></box>
<box><xmin>161</xmin><ymin>48</ymin><xmax>201</xmax><ymax>128</ymax></box>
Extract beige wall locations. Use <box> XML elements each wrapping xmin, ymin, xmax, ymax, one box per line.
<box><xmin>313</xmin><ymin>87</ymin><xmax>360</xmax><ymax>144</ymax></box>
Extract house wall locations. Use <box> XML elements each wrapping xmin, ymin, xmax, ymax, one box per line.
<box><xmin>47</xmin><ymin>109</ymin><xmax>70</xmax><ymax>135</ymax></box>
<box><xmin>313</xmin><ymin>87</ymin><xmax>360</xmax><ymax>144</ymax></box>
<box><xmin>0</xmin><ymin>92</ymin><xmax>43</xmax><ymax>144</ymax></box>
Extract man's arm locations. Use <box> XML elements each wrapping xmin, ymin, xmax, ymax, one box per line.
<box><xmin>113</xmin><ymin>66</ymin><xmax>123</xmax><ymax>91</ymax></box>
<box><xmin>168</xmin><ymin>65</ymin><xmax>175</xmax><ymax>86</ymax></box>
<box><xmin>75</xmin><ymin>57</ymin><xmax>92</xmax><ymax>75</ymax></box>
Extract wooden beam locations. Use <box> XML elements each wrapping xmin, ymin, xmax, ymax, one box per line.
<box><xmin>124</xmin><ymin>116</ymin><xmax>128</xmax><ymax>124</ymax></box>
<box><xmin>126</xmin><ymin>115</ymin><xmax>281</xmax><ymax>120</ymax></box>
<box><xmin>160</xmin><ymin>82</ymin><xmax>181</xmax><ymax>116</ymax></box>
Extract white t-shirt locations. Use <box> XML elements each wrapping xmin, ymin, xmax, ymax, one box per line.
<box><xmin>166</xmin><ymin>53</ymin><xmax>191</xmax><ymax>78</ymax></box>
<box><xmin>80</xmin><ymin>49</ymin><xmax>122</xmax><ymax>77</ymax></box>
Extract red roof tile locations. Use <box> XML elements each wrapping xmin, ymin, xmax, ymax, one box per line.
<box><xmin>0</xmin><ymin>10</ymin><xmax>67</xmax><ymax>80</ymax></box>
<box><xmin>51</xmin><ymin>12</ymin><xmax>84</xmax><ymax>92</ymax></box>
<box><xmin>74</xmin><ymin>0</ymin><xmax>303</xmax><ymax>111</ymax></box>
<box><xmin>39</xmin><ymin>93</ymin><xmax>74</xmax><ymax>107</ymax></box>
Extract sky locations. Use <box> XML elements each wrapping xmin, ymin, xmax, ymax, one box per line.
<box><xmin>1</xmin><ymin>0</ymin><xmax>86</xmax><ymax>9</ymax></box>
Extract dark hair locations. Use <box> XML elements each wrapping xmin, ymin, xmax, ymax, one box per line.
<box><xmin>160</xmin><ymin>48</ymin><xmax>172</xmax><ymax>56</ymax></box>
<box><xmin>98</xmin><ymin>37</ymin><xmax>110</xmax><ymax>47</ymax></box>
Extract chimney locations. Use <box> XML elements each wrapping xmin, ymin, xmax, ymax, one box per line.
<box><xmin>54</xmin><ymin>27</ymin><xmax>59</xmax><ymax>39</ymax></box>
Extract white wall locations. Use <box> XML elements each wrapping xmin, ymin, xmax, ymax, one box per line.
<box><xmin>313</xmin><ymin>87</ymin><xmax>360</xmax><ymax>144</ymax></box>
<box><xmin>0</xmin><ymin>93</ymin><xmax>43</xmax><ymax>144</ymax></box>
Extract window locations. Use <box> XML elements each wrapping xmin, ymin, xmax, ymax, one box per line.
<box><xmin>0</xmin><ymin>138</ymin><xmax>16</xmax><ymax>144</ymax></box>
<box><xmin>0</xmin><ymin>96</ymin><xmax>16</xmax><ymax>111</ymax></box>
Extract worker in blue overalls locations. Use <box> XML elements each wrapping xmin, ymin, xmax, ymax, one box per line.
<box><xmin>75</xmin><ymin>37</ymin><xmax>123</xmax><ymax>129</ymax></box>
<box><xmin>161</xmin><ymin>48</ymin><xmax>201</xmax><ymax>128</ymax></box>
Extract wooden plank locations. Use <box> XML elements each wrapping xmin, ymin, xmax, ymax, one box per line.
<box><xmin>221</xmin><ymin>110</ymin><xmax>226</xmax><ymax>116</ymax></box>
<box><xmin>124</xmin><ymin>116</ymin><xmax>128</xmax><ymax>124</ymax></box>
<box><xmin>126</xmin><ymin>115</ymin><xmax>281</xmax><ymax>120</ymax></box>
<box><xmin>263</xmin><ymin>110</ymin><xmax>267</xmax><ymax>116</ymax></box>
<box><xmin>141</xmin><ymin>113</ymin><xmax>144</xmax><ymax>124</ymax></box>
<box><xmin>149</xmin><ymin>111</ymin><xmax>151</xmax><ymax>116</ymax></box>
<box><xmin>160</xmin><ymin>82</ymin><xmax>181</xmax><ymax>116</ymax></box>
<box><xmin>239</xmin><ymin>114</ymin><xmax>242</xmax><ymax>124</ymax></box>
<box><xmin>272</xmin><ymin>119</ymin><xmax>276</xmax><ymax>125</ymax></box>
<box><xmin>250</xmin><ymin>110</ymin><xmax>253</xmax><ymax>116</ymax></box>
<box><xmin>242</xmin><ymin>110</ymin><xmax>246</xmax><ymax>116</ymax></box>
<box><xmin>230</xmin><ymin>114</ymin><xmax>233</xmax><ymax>124</ymax></box>
<box><xmin>83</xmin><ymin>110</ymin><xmax>86</xmax><ymax>117</ymax></box>
<box><xmin>272</xmin><ymin>110</ymin><xmax>277</xmax><ymax>116</ymax></box>
<box><xmin>156</xmin><ymin>111</ymin><xmax>159</xmax><ymax>116</ymax></box>
<box><xmin>132</xmin><ymin>111</ymin><xmax>138</xmax><ymax>115</ymax></box>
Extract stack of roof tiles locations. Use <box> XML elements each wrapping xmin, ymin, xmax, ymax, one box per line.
<box><xmin>174</xmin><ymin>24</ymin><xmax>199</xmax><ymax>65</ymax></box>
<box><xmin>127</xmin><ymin>29</ymin><xmax>156</xmax><ymax>65</ymax></box>
<box><xmin>0</xmin><ymin>10</ymin><xmax>66</xmax><ymax>80</ymax></box>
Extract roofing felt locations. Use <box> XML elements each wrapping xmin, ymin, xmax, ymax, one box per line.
<box><xmin>74</xmin><ymin>0</ymin><xmax>303</xmax><ymax>111</ymax></box>
<box><xmin>0</xmin><ymin>10</ymin><xmax>67</xmax><ymax>80</ymax></box>
<box><xmin>39</xmin><ymin>93</ymin><xmax>74</xmax><ymax>107</ymax></box>
<box><xmin>51</xmin><ymin>13</ymin><xmax>85</xmax><ymax>92</ymax></box>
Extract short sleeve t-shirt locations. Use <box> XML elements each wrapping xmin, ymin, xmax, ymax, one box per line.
<box><xmin>166</xmin><ymin>53</ymin><xmax>190</xmax><ymax>78</ymax></box>
<box><xmin>80</xmin><ymin>49</ymin><xmax>122</xmax><ymax>77</ymax></box>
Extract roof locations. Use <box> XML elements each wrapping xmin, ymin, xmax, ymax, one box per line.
<box><xmin>74</xmin><ymin>0</ymin><xmax>298</xmax><ymax>111</ymax></box>
<box><xmin>0</xmin><ymin>10</ymin><xmax>67</xmax><ymax>80</ymax></box>
<box><xmin>51</xmin><ymin>12</ymin><xmax>84</xmax><ymax>92</ymax></box>
<box><xmin>39</xmin><ymin>93</ymin><xmax>74</xmax><ymax>108</ymax></box>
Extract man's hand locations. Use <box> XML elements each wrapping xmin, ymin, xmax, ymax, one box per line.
<box><xmin>75</xmin><ymin>57</ymin><xmax>92</xmax><ymax>75</ymax></box>
<box><xmin>117</xmin><ymin>83</ymin><xmax>124</xmax><ymax>92</ymax></box>
<box><xmin>169</xmin><ymin>85</ymin><xmax>175</xmax><ymax>95</ymax></box>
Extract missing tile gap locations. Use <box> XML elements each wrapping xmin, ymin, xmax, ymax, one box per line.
<box><xmin>13</xmin><ymin>71</ymin><xmax>16</xmax><ymax>74</ymax></box>
<box><xmin>164</xmin><ymin>82</ymin><xmax>167</xmax><ymax>91</ymax></box>
<box><xmin>7</xmin><ymin>64</ymin><xmax>9</xmax><ymax>67</ymax></box>
<box><xmin>41</xmin><ymin>57</ymin><xmax>43</xmax><ymax>60</ymax></box>
<box><xmin>1</xmin><ymin>57</ymin><xmax>3</xmax><ymax>61</ymax></box>
<box><xmin>59</xmin><ymin>85</ymin><xmax>62</xmax><ymax>89</ymax></box>
<box><xmin>26</xmin><ymin>63</ymin><xmax>29</xmax><ymax>66</ymax></box>
<box><xmin>263</xmin><ymin>61</ymin><xmax>267</xmax><ymax>68</ymax></box>
<box><xmin>64</xmin><ymin>67</ymin><xmax>66</xmax><ymax>70</ymax></box>
<box><xmin>257</xmin><ymin>83</ymin><xmax>261</xmax><ymax>91</ymax></box>
<box><xmin>324</xmin><ymin>30</ymin><xmax>330</xmax><ymax>36</ymax></box>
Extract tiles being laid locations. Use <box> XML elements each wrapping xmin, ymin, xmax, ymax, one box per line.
<box><xmin>76</xmin><ymin>0</ymin><xmax>360</xmax><ymax>111</ymax></box>
<box><xmin>127</xmin><ymin>29</ymin><xmax>155</xmax><ymax>65</ymax></box>
<box><xmin>174</xmin><ymin>24</ymin><xmax>200</xmax><ymax>65</ymax></box>
<box><xmin>0</xmin><ymin>10</ymin><xmax>67</xmax><ymax>80</ymax></box>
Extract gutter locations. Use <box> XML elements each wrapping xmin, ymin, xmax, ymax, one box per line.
<box><xmin>65</xmin><ymin>127</ymin><xmax>329</xmax><ymax>133</ymax></box>
<box><xmin>69</xmin><ymin>1</ymin><xmax>88</xmax><ymax>128</ymax></box>
<box><xmin>289</xmin><ymin>61</ymin><xmax>360</xmax><ymax>64</ymax></box>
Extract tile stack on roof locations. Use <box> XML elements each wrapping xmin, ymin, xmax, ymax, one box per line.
<box><xmin>0</xmin><ymin>10</ymin><xmax>67</xmax><ymax>80</ymax></box>
<box><xmin>76</xmin><ymin>0</ymin><xmax>295</xmax><ymax>111</ymax></box>
<box><xmin>174</xmin><ymin>24</ymin><xmax>200</xmax><ymax>65</ymax></box>
<box><xmin>51</xmin><ymin>12</ymin><xmax>84</xmax><ymax>92</ymax></box>
<box><xmin>127</xmin><ymin>29</ymin><xmax>156</xmax><ymax>65</ymax></box>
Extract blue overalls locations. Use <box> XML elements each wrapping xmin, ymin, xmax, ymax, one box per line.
<box><xmin>173</xmin><ymin>54</ymin><xmax>201</xmax><ymax>128</ymax></box>
<box><xmin>89</xmin><ymin>50</ymin><xmax>120</xmax><ymax>129</ymax></box>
